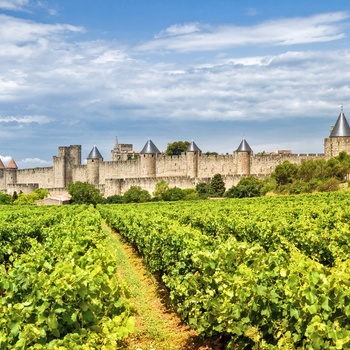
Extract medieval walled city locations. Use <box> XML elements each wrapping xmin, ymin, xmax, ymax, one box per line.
<box><xmin>1</xmin><ymin>108</ymin><xmax>350</xmax><ymax>197</ymax></box>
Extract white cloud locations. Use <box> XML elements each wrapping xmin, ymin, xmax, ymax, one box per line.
<box><xmin>0</xmin><ymin>115</ymin><xmax>53</xmax><ymax>124</ymax></box>
<box><xmin>155</xmin><ymin>23</ymin><xmax>201</xmax><ymax>38</ymax></box>
<box><xmin>0</xmin><ymin>155</ymin><xmax>12</xmax><ymax>165</ymax></box>
<box><xmin>0</xmin><ymin>0</ymin><xmax>28</xmax><ymax>11</ymax></box>
<box><xmin>21</xmin><ymin>157</ymin><xmax>51</xmax><ymax>164</ymax></box>
<box><xmin>0</xmin><ymin>14</ymin><xmax>83</xmax><ymax>44</ymax></box>
<box><xmin>137</xmin><ymin>12</ymin><xmax>349</xmax><ymax>53</ymax></box>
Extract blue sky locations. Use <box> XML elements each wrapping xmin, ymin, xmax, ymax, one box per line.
<box><xmin>1</xmin><ymin>0</ymin><xmax>350</xmax><ymax>168</ymax></box>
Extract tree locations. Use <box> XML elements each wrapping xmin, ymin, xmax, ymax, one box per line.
<box><xmin>182</xmin><ymin>188</ymin><xmax>199</xmax><ymax>200</ymax></box>
<box><xmin>67</xmin><ymin>181</ymin><xmax>103</xmax><ymax>205</ymax></box>
<box><xmin>123</xmin><ymin>186</ymin><xmax>151</xmax><ymax>203</ymax></box>
<box><xmin>34</xmin><ymin>188</ymin><xmax>49</xmax><ymax>199</ymax></box>
<box><xmin>13</xmin><ymin>188</ymin><xmax>50</xmax><ymax>205</ymax></box>
<box><xmin>153</xmin><ymin>180</ymin><xmax>169</xmax><ymax>199</ymax></box>
<box><xmin>225</xmin><ymin>176</ymin><xmax>263</xmax><ymax>198</ymax></box>
<box><xmin>105</xmin><ymin>195</ymin><xmax>123</xmax><ymax>204</ymax></box>
<box><xmin>209</xmin><ymin>174</ymin><xmax>226</xmax><ymax>197</ymax></box>
<box><xmin>0</xmin><ymin>192</ymin><xmax>11</xmax><ymax>204</ymax></box>
<box><xmin>272</xmin><ymin>161</ymin><xmax>298</xmax><ymax>185</ymax></box>
<box><xmin>165</xmin><ymin>141</ymin><xmax>190</xmax><ymax>156</ymax></box>
<box><xmin>196</xmin><ymin>182</ymin><xmax>209</xmax><ymax>199</ymax></box>
<box><xmin>162</xmin><ymin>187</ymin><xmax>185</xmax><ymax>201</ymax></box>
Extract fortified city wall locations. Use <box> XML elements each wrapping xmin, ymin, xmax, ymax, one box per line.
<box><xmin>1</xmin><ymin>108</ymin><xmax>350</xmax><ymax>197</ymax></box>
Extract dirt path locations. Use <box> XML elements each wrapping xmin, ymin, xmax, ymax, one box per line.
<box><xmin>103</xmin><ymin>223</ymin><xmax>220</xmax><ymax>350</ymax></box>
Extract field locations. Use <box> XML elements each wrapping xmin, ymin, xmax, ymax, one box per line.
<box><xmin>2</xmin><ymin>192</ymin><xmax>350</xmax><ymax>349</ymax></box>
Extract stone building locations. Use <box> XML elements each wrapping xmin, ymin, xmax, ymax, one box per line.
<box><xmin>0</xmin><ymin>108</ymin><xmax>349</xmax><ymax>197</ymax></box>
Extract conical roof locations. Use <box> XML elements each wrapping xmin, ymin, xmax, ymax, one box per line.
<box><xmin>7</xmin><ymin>158</ymin><xmax>18</xmax><ymax>169</ymax></box>
<box><xmin>140</xmin><ymin>139</ymin><xmax>160</xmax><ymax>154</ymax></box>
<box><xmin>0</xmin><ymin>159</ymin><xmax>4</xmax><ymax>169</ymax></box>
<box><xmin>87</xmin><ymin>146</ymin><xmax>103</xmax><ymax>159</ymax></box>
<box><xmin>236</xmin><ymin>139</ymin><xmax>252</xmax><ymax>152</ymax></box>
<box><xmin>187</xmin><ymin>141</ymin><xmax>201</xmax><ymax>152</ymax></box>
<box><xmin>330</xmin><ymin>107</ymin><xmax>350</xmax><ymax>137</ymax></box>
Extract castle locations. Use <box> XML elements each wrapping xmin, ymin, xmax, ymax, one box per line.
<box><xmin>1</xmin><ymin>108</ymin><xmax>349</xmax><ymax>197</ymax></box>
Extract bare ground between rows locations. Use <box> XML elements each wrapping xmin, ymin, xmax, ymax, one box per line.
<box><xmin>103</xmin><ymin>222</ymin><xmax>225</xmax><ymax>350</ymax></box>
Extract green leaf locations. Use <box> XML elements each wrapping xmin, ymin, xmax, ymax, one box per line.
<box><xmin>47</xmin><ymin>313</ymin><xmax>58</xmax><ymax>330</ymax></box>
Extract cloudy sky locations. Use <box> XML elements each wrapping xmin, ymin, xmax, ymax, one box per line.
<box><xmin>1</xmin><ymin>0</ymin><xmax>350</xmax><ymax>168</ymax></box>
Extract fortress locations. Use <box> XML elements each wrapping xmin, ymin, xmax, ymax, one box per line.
<box><xmin>1</xmin><ymin>108</ymin><xmax>350</xmax><ymax>197</ymax></box>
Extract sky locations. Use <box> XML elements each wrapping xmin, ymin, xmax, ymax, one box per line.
<box><xmin>1</xmin><ymin>0</ymin><xmax>350</xmax><ymax>168</ymax></box>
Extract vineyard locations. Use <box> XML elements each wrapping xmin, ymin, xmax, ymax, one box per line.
<box><xmin>99</xmin><ymin>192</ymin><xmax>350</xmax><ymax>349</ymax></box>
<box><xmin>0</xmin><ymin>205</ymin><xmax>134</xmax><ymax>349</ymax></box>
<box><xmin>1</xmin><ymin>192</ymin><xmax>350</xmax><ymax>349</ymax></box>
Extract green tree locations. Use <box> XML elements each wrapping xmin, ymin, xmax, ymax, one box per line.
<box><xmin>34</xmin><ymin>188</ymin><xmax>49</xmax><ymax>199</ymax></box>
<box><xmin>225</xmin><ymin>176</ymin><xmax>263</xmax><ymax>198</ymax></box>
<box><xmin>12</xmin><ymin>191</ymin><xmax>18</xmax><ymax>202</ymax></box>
<box><xmin>13</xmin><ymin>188</ymin><xmax>50</xmax><ymax>205</ymax></box>
<box><xmin>196</xmin><ymin>182</ymin><xmax>209</xmax><ymax>199</ymax></box>
<box><xmin>123</xmin><ymin>186</ymin><xmax>151</xmax><ymax>203</ymax></box>
<box><xmin>0</xmin><ymin>192</ymin><xmax>12</xmax><ymax>204</ymax></box>
<box><xmin>209</xmin><ymin>174</ymin><xmax>226</xmax><ymax>197</ymax></box>
<box><xmin>165</xmin><ymin>141</ymin><xmax>190</xmax><ymax>156</ymax></box>
<box><xmin>272</xmin><ymin>161</ymin><xmax>298</xmax><ymax>185</ymax></box>
<box><xmin>182</xmin><ymin>188</ymin><xmax>199</xmax><ymax>200</ymax></box>
<box><xmin>67</xmin><ymin>181</ymin><xmax>103</xmax><ymax>205</ymax></box>
<box><xmin>105</xmin><ymin>195</ymin><xmax>123</xmax><ymax>204</ymax></box>
<box><xmin>162</xmin><ymin>187</ymin><xmax>185</xmax><ymax>201</ymax></box>
<box><xmin>152</xmin><ymin>180</ymin><xmax>169</xmax><ymax>199</ymax></box>
<box><xmin>325</xmin><ymin>158</ymin><xmax>348</xmax><ymax>180</ymax></box>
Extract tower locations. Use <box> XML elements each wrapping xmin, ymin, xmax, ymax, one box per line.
<box><xmin>5</xmin><ymin>158</ymin><xmax>18</xmax><ymax>187</ymax></box>
<box><xmin>87</xmin><ymin>146</ymin><xmax>103</xmax><ymax>185</ymax></box>
<box><xmin>186</xmin><ymin>140</ymin><xmax>201</xmax><ymax>178</ymax></box>
<box><xmin>234</xmin><ymin>139</ymin><xmax>252</xmax><ymax>175</ymax></box>
<box><xmin>324</xmin><ymin>106</ymin><xmax>350</xmax><ymax>159</ymax></box>
<box><xmin>53</xmin><ymin>145</ymin><xmax>81</xmax><ymax>188</ymax></box>
<box><xmin>140</xmin><ymin>139</ymin><xmax>160</xmax><ymax>177</ymax></box>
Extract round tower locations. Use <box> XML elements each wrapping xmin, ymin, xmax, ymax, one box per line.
<box><xmin>140</xmin><ymin>139</ymin><xmax>160</xmax><ymax>177</ymax></box>
<box><xmin>186</xmin><ymin>140</ymin><xmax>201</xmax><ymax>178</ymax></box>
<box><xmin>234</xmin><ymin>139</ymin><xmax>252</xmax><ymax>175</ymax></box>
<box><xmin>5</xmin><ymin>158</ymin><xmax>18</xmax><ymax>185</ymax></box>
<box><xmin>324</xmin><ymin>106</ymin><xmax>350</xmax><ymax>159</ymax></box>
<box><xmin>87</xmin><ymin>146</ymin><xmax>103</xmax><ymax>186</ymax></box>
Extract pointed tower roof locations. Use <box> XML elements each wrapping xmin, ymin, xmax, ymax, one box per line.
<box><xmin>0</xmin><ymin>158</ymin><xmax>4</xmax><ymax>169</ymax></box>
<box><xmin>140</xmin><ymin>139</ymin><xmax>160</xmax><ymax>154</ymax></box>
<box><xmin>330</xmin><ymin>106</ymin><xmax>350</xmax><ymax>137</ymax></box>
<box><xmin>187</xmin><ymin>140</ymin><xmax>201</xmax><ymax>152</ymax></box>
<box><xmin>87</xmin><ymin>146</ymin><xmax>103</xmax><ymax>159</ymax></box>
<box><xmin>7</xmin><ymin>158</ymin><xmax>18</xmax><ymax>169</ymax></box>
<box><xmin>236</xmin><ymin>139</ymin><xmax>252</xmax><ymax>152</ymax></box>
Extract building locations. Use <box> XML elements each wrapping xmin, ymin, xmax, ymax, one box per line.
<box><xmin>0</xmin><ymin>108</ymin><xmax>349</xmax><ymax>197</ymax></box>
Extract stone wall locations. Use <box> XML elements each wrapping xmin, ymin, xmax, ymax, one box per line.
<box><xmin>250</xmin><ymin>153</ymin><xmax>324</xmax><ymax>175</ymax></box>
<box><xmin>198</xmin><ymin>154</ymin><xmax>234</xmax><ymax>177</ymax></box>
<box><xmin>16</xmin><ymin>167</ymin><xmax>54</xmax><ymax>188</ymax></box>
<box><xmin>100</xmin><ymin>160</ymin><xmax>140</xmax><ymax>184</ymax></box>
<box><xmin>156</xmin><ymin>154</ymin><xmax>187</xmax><ymax>177</ymax></box>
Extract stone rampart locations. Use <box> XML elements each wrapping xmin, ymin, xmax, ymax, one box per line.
<box><xmin>198</xmin><ymin>154</ymin><xmax>234</xmax><ymax>177</ymax></box>
<box><xmin>7</xmin><ymin>183</ymin><xmax>39</xmax><ymax>195</ymax></box>
<box><xmin>100</xmin><ymin>160</ymin><xmax>140</xmax><ymax>184</ymax></box>
<box><xmin>155</xmin><ymin>154</ymin><xmax>188</xmax><ymax>177</ymax></box>
<box><xmin>16</xmin><ymin>167</ymin><xmax>54</xmax><ymax>188</ymax></box>
<box><xmin>250</xmin><ymin>153</ymin><xmax>324</xmax><ymax>175</ymax></box>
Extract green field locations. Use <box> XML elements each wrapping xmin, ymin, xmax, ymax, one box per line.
<box><xmin>2</xmin><ymin>192</ymin><xmax>350</xmax><ymax>349</ymax></box>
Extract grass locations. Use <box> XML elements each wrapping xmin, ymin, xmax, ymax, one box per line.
<box><xmin>102</xmin><ymin>223</ymin><xmax>216</xmax><ymax>350</ymax></box>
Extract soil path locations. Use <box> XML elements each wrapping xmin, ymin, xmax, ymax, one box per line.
<box><xmin>103</xmin><ymin>223</ymin><xmax>220</xmax><ymax>350</ymax></box>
